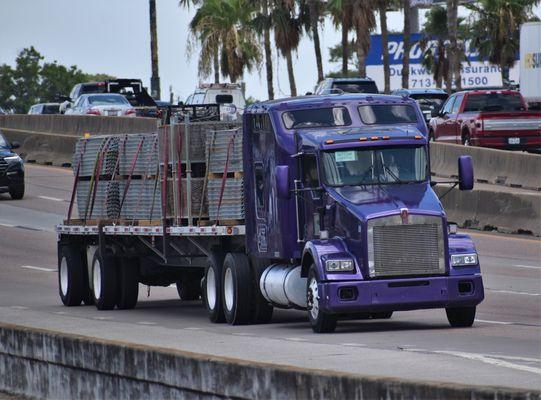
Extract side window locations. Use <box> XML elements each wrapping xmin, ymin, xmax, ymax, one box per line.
<box><xmin>302</xmin><ymin>155</ymin><xmax>319</xmax><ymax>188</ymax></box>
<box><xmin>451</xmin><ymin>94</ymin><xmax>464</xmax><ymax>114</ymax></box>
<box><xmin>70</xmin><ymin>85</ymin><xmax>79</xmax><ymax>100</ymax></box>
<box><xmin>442</xmin><ymin>96</ymin><xmax>455</xmax><ymax>114</ymax></box>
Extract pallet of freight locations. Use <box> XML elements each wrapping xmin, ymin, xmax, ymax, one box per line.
<box><xmin>206</xmin><ymin>129</ymin><xmax>243</xmax><ymax>174</ymax></box>
<box><xmin>207</xmin><ymin>178</ymin><xmax>244</xmax><ymax>221</ymax></box>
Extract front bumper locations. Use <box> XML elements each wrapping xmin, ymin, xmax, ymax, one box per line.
<box><xmin>319</xmin><ymin>275</ymin><xmax>484</xmax><ymax>314</ymax></box>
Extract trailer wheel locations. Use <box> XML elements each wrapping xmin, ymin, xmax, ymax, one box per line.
<box><xmin>58</xmin><ymin>245</ymin><xmax>85</xmax><ymax>306</ymax></box>
<box><xmin>307</xmin><ymin>265</ymin><xmax>337</xmax><ymax>333</ymax></box>
<box><xmin>176</xmin><ymin>277</ymin><xmax>202</xmax><ymax>301</ymax></box>
<box><xmin>117</xmin><ymin>257</ymin><xmax>139</xmax><ymax>310</ymax></box>
<box><xmin>446</xmin><ymin>306</ymin><xmax>476</xmax><ymax>327</ymax></box>
<box><xmin>91</xmin><ymin>250</ymin><xmax>119</xmax><ymax>310</ymax></box>
<box><xmin>222</xmin><ymin>253</ymin><xmax>253</xmax><ymax>325</ymax></box>
<box><xmin>203</xmin><ymin>252</ymin><xmax>226</xmax><ymax>323</ymax></box>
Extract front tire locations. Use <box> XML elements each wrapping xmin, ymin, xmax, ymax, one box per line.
<box><xmin>58</xmin><ymin>245</ymin><xmax>85</xmax><ymax>306</ymax></box>
<box><xmin>203</xmin><ymin>252</ymin><xmax>225</xmax><ymax>323</ymax></box>
<box><xmin>9</xmin><ymin>185</ymin><xmax>24</xmax><ymax>200</ymax></box>
<box><xmin>446</xmin><ymin>306</ymin><xmax>476</xmax><ymax>327</ymax></box>
<box><xmin>307</xmin><ymin>265</ymin><xmax>336</xmax><ymax>333</ymax></box>
<box><xmin>91</xmin><ymin>250</ymin><xmax>118</xmax><ymax>310</ymax></box>
<box><xmin>222</xmin><ymin>253</ymin><xmax>253</xmax><ymax>325</ymax></box>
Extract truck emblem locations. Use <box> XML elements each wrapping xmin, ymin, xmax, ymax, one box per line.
<box><xmin>400</xmin><ymin>208</ymin><xmax>409</xmax><ymax>224</ymax></box>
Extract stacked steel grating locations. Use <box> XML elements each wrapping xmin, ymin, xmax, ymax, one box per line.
<box><xmin>207</xmin><ymin>178</ymin><xmax>244</xmax><ymax>221</ymax></box>
<box><xmin>206</xmin><ymin>129</ymin><xmax>243</xmax><ymax>173</ymax></box>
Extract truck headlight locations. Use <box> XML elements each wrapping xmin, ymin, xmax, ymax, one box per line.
<box><xmin>325</xmin><ymin>259</ymin><xmax>354</xmax><ymax>272</ymax></box>
<box><xmin>451</xmin><ymin>254</ymin><xmax>478</xmax><ymax>267</ymax></box>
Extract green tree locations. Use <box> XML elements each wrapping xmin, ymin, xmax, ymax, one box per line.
<box><xmin>250</xmin><ymin>0</ymin><xmax>275</xmax><ymax>99</ymax></box>
<box><xmin>328</xmin><ymin>0</ymin><xmax>354</xmax><ymax>75</ymax></box>
<box><xmin>401</xmin><ymin>0</ymin><xmax>411</xmax><ymax>88</ymax></box>
<box><xmin>306</xmin><ymin>0</ymin><xmax>325</xmax><ymax>82</ymax></box>
<box><xmin>466</xmin><ymin>0</ymin><xmax>540</xmax><ymax>84</ymax></box>
<box><xmin>39</xmin><ymin>62</ymin><xmax>87</xmax><ymax>103</ymax></box>
<box><xmin>376</xmin><ymin>0</ymin><xmax>391</xmax><ymax>93</ymax></box>
<box><xmin>11</xmin><ymin>47</ymin><xmax>43</xmax><ymax>113</ymax></box>
<box><xmin>352</xmin><ymin>0</ymin><xmax>376</xmax><ymax>77</ymax></box>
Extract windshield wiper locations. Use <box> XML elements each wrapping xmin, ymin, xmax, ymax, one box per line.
<box><xmin>382</xmin><ymin>165</ymin><xmax>406</xmax><ymax>184</ymax></box>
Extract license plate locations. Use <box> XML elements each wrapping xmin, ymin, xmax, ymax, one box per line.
<box><xmin>107</xmin><ymin>111</ymin><xmax>118</xmax><ymax>116</ymax></box>
<box><xmin>508</xmin><ymin>137</ymin><xmax>520</xmax><ymax>145</ymax></box>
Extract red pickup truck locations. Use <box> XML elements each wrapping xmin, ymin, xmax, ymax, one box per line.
<box><xmin>428</xmin><ymin>90</ymin><xmax>541</xmax><ymax>150</ymax></box>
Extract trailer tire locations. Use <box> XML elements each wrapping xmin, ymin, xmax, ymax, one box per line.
<box><xmin>91</xmin><ymin>250</ymin><xmax>119</xmax><ymax>310</ymax></box>
<box><xmin>58</xmin><ymin>245</ymin><xmax>85</xmax><ymax>306</ymax></box>
<box><xmin>203</xmin><ymin>252</ymin><xmax>226</xmax><ymax>323</ymax></box>
<box><xmin>176</xmin><ymin>277</ymin><xmax>202</xmax><ymax>301</ymax></box>
<box><xmin>307</xmin><ymin>265</ymin><xmax>337</xmax><ymax>333</ymax></box>
<box><xmin>222</xmin><ymin>253</ymin><xmax>253</xmax><ymax>325</ymax></box>
<box><xmin>446</xmin><ymin>306</ymin><xmax>476</xmax><ymax>327</ymax></box>
<box><xmin>117</xmin><ymin>257</ymin><xmax>139</xmax><ymax>310</ymax></box>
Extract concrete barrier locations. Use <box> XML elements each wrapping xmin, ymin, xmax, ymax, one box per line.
<box><xmin>436</xmin><ymin>185</ymin><xmax>541</xmax><ymax>236</ymax></box>
<box><xmin>0</xmin><ymin>115</ymin><xmax>158</xmax><ymax>167</ymax></box>
<box><xmin>0</xmin><ymin>322</ymin><xmax>537</xmax><ymax>400</ymax></box>
<box><xmin>430</xmin><ymin>142</ymin><xmax>541</xmax><ymax>191</ymax></box>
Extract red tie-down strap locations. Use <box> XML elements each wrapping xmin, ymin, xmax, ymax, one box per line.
<box><xmin>119</xmin><ymin>137</ymin><xmax>145</xmax><ymax>213</ymax></box>
<box><xmin>216</xmin><ymin>132</ymin><xmax>237</xmax><ymax>224</ymax></box>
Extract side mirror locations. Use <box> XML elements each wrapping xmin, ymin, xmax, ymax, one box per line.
<box><xmin>10</xmin><ymin>141</ymin><xmax>20</xmax><ymax>149</ymax></box>
<box><xmin>458</xmin><ymin>156</ymin><xmax>474</xmax><ymax>190</ymax></box>
<box><xmin>275</xmin><ymin>165</ymin><xmax>291</xmax><ymax>199</ymax></box>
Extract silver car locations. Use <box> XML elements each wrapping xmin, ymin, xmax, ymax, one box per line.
<box><xmin>65</xmin><ymin>94</ymin><xmax>136</xmax><ymax>117</ymax></box>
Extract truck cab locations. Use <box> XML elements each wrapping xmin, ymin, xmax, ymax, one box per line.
<box><xmin>244</xmin><ymin>94</ymin><xmax>484</xmax><ymax>332</ymax></box>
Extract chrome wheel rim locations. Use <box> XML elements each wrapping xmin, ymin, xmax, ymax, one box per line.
<box><xmin>206</xmin><ymin>267</ymin><xmax>216</xmax><ymax>310</ymax></box>
<box><xmin>93</xmin><ymin>259</ymin><xmax>102</xmax><ymax>300</ymax></box>
<box><xmin>224</xmin><ymin>267</ymin><xmax>234</xmax><ymax>312</ymax></box>
<box><xmin>60</xmin><ymin>257</ymin><xmax>68</xmax><ymax>296</ymax></box>
<box><xmin>308</xmin><ymin>277</ymin><xmax>319</xmax><ymax>320</ymax></box>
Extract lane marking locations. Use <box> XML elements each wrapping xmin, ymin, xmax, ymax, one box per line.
<box><xmin>468</xmin><ymin>231</ymin><xmax>541</xmax><ymax>243</ymax></box>
<box><xmin>137</xmin><ymin>321</ymin><xmax>157</xmax><ymax>325</ymax></box>
<box><xmin>93</xmin><ymin>316</ymin><xmax>113</xmax><ymax>321</ymax></box>
<box><xmin>284</xmin><ymin>337</ymin><xmax>309</xmax><ymax>342</ymax></box>
<box><xmin>0</xmin><ymin>223</ymin><xmax>15</xmax><ymax>228</ymax></box>
<box><xmin>10</xmin><ymin>306</ymin><xmax>28</xmax><ymax>310</ymax></box>
<box><xmin>513</xmin><ymin>264</ymin><xmax>541</xmax><ymax>270</ymax></box>
<box><xmin>433</xmin><ymin>350</ymin><xmax>541</xmax><ymax>375</ymax></box>
<box><xmin>340</xmin><ymin>343</ymin><xmax>367</xmax><ymax>347</ymax></box>
<box><xmin>20</xmin><ymin>265</ymin><xmax>57</xmax><ymax>272</ymax></box>
<box><xmin>486</xmin><ymin>288</ymin><xmax>541</xmax><ymax>297</ymax></box>
<box><xmin>491</xmin><ymin>355</ymin><xmax>541</xmax><ymax>363</ymax></box>
<box><xmin>475</xmin><ymin>319</ymin><xmax>514</xmax><ymax>325</ymax></box>
<box><xmin>38</xmin><ymin>195</ymin><xmax>65</xmax><ymax>202</ymax></box>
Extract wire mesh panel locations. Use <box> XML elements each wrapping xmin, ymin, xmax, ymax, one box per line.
<box><xmin>207</xmin><ymin>178</ymin><xmax>244</xmax><ymax>221</ymax></box>
<box><xmin>206</xmin><ymin>129</ymin><xmax>243</xmax><ymax>173</ymax></box>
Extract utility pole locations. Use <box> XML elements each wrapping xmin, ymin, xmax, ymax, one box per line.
<box><xmin>149</xmin><ymin>0</ymin><xmax>161</xmax><ymax>100</ymax></box>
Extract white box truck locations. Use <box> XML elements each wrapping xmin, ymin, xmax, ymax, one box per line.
<box><xmin>520</xmin><ymin>22</ymin><xmax>541</xmax><ymax>109</ymax></box>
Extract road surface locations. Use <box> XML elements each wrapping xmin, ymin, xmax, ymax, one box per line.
<box><xmin>0</xmin><ymin>165</ymin><xmax>539</xmax><ymax>391</ymax></box>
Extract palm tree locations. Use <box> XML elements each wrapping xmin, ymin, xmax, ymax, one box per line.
<box><xmin>352</xmin><ymin>0</ymin><xmax>376</xmax><ymax>77</ymax></box>
<box><xmin>188</xmin><ymin>0</ymin><xmax>262</xmax><ymax>83</ymax></box>
<box><xmin>466</xmin><ymin>0</ymin><xmax>540</xmax><ymax>85</ymax></box>
<box><xmin>445</xmin><ymin>0</ymin><xmax>458</xmax><ymax>93</ymax></box>
<box><xmin>328</xmin><ymin>0</ymin><xmax>354</xmax><ymax>75</ymax></box>
<box><xmin>401</xmin><ymin>0</ymin><xmax>411</xmax><ymax>89</ymax></box>
<box><xmin>272</xmin><ymin>0</ymin><xmax>301</xmax><ymax>96</ymax></box>
<box><xmin>251</xmin><ymin>0</ymin><xmax>275</xmax><ymax>99</ymax></box>
<box><xmin>376</xmin><ymin>0</ymin><xmax>390</xmax><ymax>93</ymax></box>
<box><xmin>306</xmin><ymin>0</ymin><xmax>325</xmax><ymax>82</ymax></box>
<box><xmin>420</xmin><ymin>6</ymin><xmax>448</xmax><ymax>88</ymax></box>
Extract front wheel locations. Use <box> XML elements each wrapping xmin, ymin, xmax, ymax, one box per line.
<box><xmin>203</xmin><ymin>252</ymin><xmax>225</xmax><ymax>323</ymax></box>
<box><xmin>446</xmin><ymin>306</ymin><xmax>476</xmax><ymax>327</ymax></box>
<box><xmin>307</xmin><ymin>265</ymin><xmax>336</xmax><ymax>333</ymax></box>
<box><xmin>222</xmin><ymin>253</ymin><xmax>253</xmax><ymax>325</ymax></box>
<box><xmin>9</xmin><ymin>185</ymin><xmax>24</xmax><ymax>200</ymax></box>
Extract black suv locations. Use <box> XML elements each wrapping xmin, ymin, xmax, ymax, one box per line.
<box><xmin>0</xmin><ymin>131</ymin><xmax>24</xmax><ymax>199</ymax></box>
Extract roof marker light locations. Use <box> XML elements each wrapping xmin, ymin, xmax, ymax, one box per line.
<box><xmin>325</xmin><ymin>139</ymin><xmax>334</xmax><ymax>144</ymax></box>
<box><xmin>382</xmin><ymin>136</ymin><xmax>390</xmax><ymax>140</ymax></box>
<box><xmin>359</xmin><ymin>137</ymin><xmax>368</xmax><ymax>141</ymax></box>
<box><xmin>370</xmin><ymin>136</ymin><xmax>379</xmax><ymax>140</ymax></box>
<box><xmin>414</xmin><ymin>135</ymin><xmax>422</xmax><ymax>140</ymax></box>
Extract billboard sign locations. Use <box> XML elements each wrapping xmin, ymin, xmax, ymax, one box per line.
<box><xmin>366</xmin><ymin>33</ymin><xmax>519</xmax><ymax>91</ymax></box>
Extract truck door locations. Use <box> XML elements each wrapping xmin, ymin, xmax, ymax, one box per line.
<box><xmin>435</xmin><ymin>95</ymin><xmax>456</xmax><ymax>142</ymax></box>
<box><xmin>299</xmin><ymin>153</ymin><xmax>324</xmax><ymax>240</ymax></box>
<box><xmin>449</xmin><ymin>93</ymin><xmax>464</xmax><ymax>143</ymax></box>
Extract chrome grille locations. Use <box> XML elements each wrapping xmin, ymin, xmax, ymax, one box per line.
<box><xmin>368</xmin><ymin>215</ymin><xmax>445</xmax><ymax>278</ymax></box>
<box><xmin>0</xmin><ymin>158</ymin><xmax>7</xmax><ymax>175</ymax></box>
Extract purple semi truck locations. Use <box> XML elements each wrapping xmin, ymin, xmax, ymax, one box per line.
<box><xmin>57</xmin><ymin>94</ymin><xmax>484</xmax><ymax>333</ymax></box>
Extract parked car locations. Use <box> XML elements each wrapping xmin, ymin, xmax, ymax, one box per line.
<box><xmin>428</xmin><ymin>90</ymin><xmax>541</xmax><ymax>149</ymax></box>
<box><xmin>65</xmin><ymin>94</ymin><xmax>136</xmax><ymax>117</ymax></box>
<box><xmin>185</xmin><ymin>83</ymin><xmax>246</xmax><ymax>121</ymax></box>
<box><xmin>60</xmin><ymin>79</ymin><xmax>158</xmax><ymax>117</ymax></box>
<box><xmin>391</xmin><ymin>89</ymin><xmax>448</xmax><ymax>123</ymax></box>
<box><xmin>28</xmin><ymin>103</ymin><xmax>61</xmax><ymax>115</ymax></box>
<box><xmin>0</xmin><ymin>131</ymin><xmax>24</xmax><ymax>199</ymax></box>
<box><xmin>314</xmin><ymin>77</ymin><xmax>379</xmax><ymax>95</ymax></box>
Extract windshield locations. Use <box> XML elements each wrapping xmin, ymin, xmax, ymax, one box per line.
<box><xmin>322</xmin><ymin>146</ymin><xmax>428</xmax><ymax>186</ymax></box>
<box><xmin>0</xmin><ymin>133</ymin><xmax>8</xmax><ymax>148</ymax></box>
<box><xmin>410</xmin><ymin>94</ymin><xmax>448</xmax><ymax>109</ymax></box>
<box><xmin>358</xmin><ymin>104</ymin><xmax>418</xmax><ymax>125</ymax></box>
<box><xmin>464</xmin><ymin>93</ymin><xmax>525</xmax><ymax>112</ymax></box>
<box><xmin>282</xmin><ymin>107</ymin><xmax>352</xmax><ymax>129</ymax></box>
<box><xmin>88</xmin><ymin>95</ymin><xmax>129</xmax><ymax>106</ymax></box>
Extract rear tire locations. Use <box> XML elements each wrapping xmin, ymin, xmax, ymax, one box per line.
<box><xmin>91</xmin><ymin>250</ymin><xmax>118</xmax><ymax>310</ymax></box>
<box><xmin>176</xmin><ymin>276</ymin><xmax>202</xmax><ymax>301</ymax></box>
<box><xmin>222</xmin><ymin>253</ymin><xmax>253</xmax><ymax>325</ymax></box>
<box><xmin>203</xmin><ymin>252</ymin><xmax>225</xmax><ymax>323</ymax></box>
<box><xmin>58</xmin><ymin>245</ymin><xmax>85</xmax><ymax>306</ymax></box>
<box><xmin>446</xmin><ymin>306</ymin><xmax>476</xmax><ymax>327</ymax></box>
<box><xmin>117</xmin><ymin>257</ymin><xmax>139</xmax><ymax>310</ymax></box>
<box><xmin>9</xmin><ymin>185</ymin><xmax>24</xmax><ymax>200</ymax></box>
<box><xmin>307</xmin><ymin>265</ymin><xmax>337</xmax><ymax>333</ymax></box>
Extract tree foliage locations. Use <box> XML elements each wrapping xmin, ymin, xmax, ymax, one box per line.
<box><xmin>0</xmin><ymin>47</ymin><xmax>113</xmax><ymax>113</ymax></box>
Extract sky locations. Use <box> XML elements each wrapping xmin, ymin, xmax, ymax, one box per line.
<box><xmin>0</xmin><ymin>1</ymin><xmax>539</xmax><ymax>102</ymax></box>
